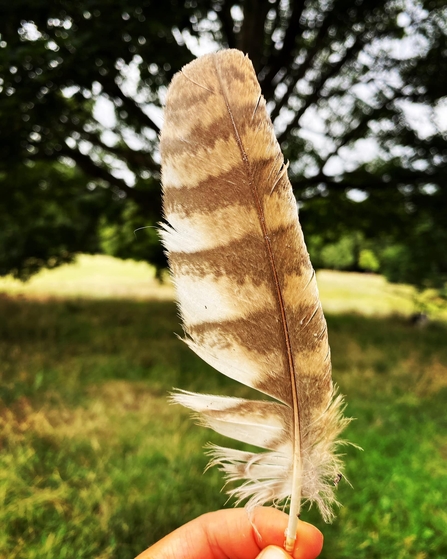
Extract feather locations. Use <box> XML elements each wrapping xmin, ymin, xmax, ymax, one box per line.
<box><xmin>159</xmin><ymin>49</ymin><xmax>350</xmax><ymax>552</ymax></box>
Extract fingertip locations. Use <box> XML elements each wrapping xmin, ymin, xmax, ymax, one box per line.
<box><xmin>257</xmin><ymin>545</ymin><xmax>291</xmax><ymax>559</ymax></box>
<box><xmin>293</xmin><ymin>521</ymin><xmax>323</xmax><ymax>559</ymax></box>
<box><xmin>249</xmin><ymin>507</ymin><xmax>323</xmax><ymax>559</ymax></box>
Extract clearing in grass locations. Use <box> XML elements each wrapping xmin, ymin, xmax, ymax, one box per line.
<box><xmin>0</xmin><ymin>256</ymin><xmax>446</xmax><ymax>558</ymax></box>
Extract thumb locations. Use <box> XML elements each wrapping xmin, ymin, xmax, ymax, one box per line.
<box><xmin>257</xmin><ymin>546</ymin><xmax>292</xmax><ymax>559</ymax></box>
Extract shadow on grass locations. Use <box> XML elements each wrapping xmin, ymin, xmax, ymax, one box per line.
<box><xmin>1</xmin><ymin>296</ymin><xmax>446</xmax><ymax>558</ymax></box>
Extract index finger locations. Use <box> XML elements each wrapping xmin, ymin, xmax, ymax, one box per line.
<box><xmin>135</xmin><ymin>507</ymin><xmax>323</xmax><ymax>559</ymax></box>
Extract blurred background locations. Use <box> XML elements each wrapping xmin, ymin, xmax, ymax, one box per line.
<box><xmin>0</xmin><ymin>1</ymin><xmax>446</xmax><ymax>557</ymax></box>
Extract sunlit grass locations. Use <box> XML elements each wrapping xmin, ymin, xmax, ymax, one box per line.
<box><xmin>0</xmin><ymin>255</ymin><xmax>173</xmax><ymax>300</ymax></box>
<box><xmin>1</xmin><ymin>257</ymin><xmax>446</xmax><ymax>558</ymax></box>
<box><xmin>2</xmin><ymin>254</ymin><xmax>444</xmax><ymax>318</ymax></box>
<box><xmin>317</xmin><ymin>270</ymin><xmax>415</xmax><ymax>315</ymax></box>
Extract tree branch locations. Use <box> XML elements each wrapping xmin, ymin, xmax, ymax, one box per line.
<box><xmin>239</xmin><ymin>0</ymin><xmax>272</xmax><ymax>72</ymax></box>
<box><xmin>72</xmin><ymin>124</ymin><xmax>160</xmax><ymax>173</ymax></box>
<box><xmin>260</xmin><ymin>0</ymin><xmax>307</xmax><ymax>100</ymax></box>
<box><xmin>270</xmin><ymin>17</ymin><xmax>332</xmax><ymax>122</ymax></box>
<box><xmin>58</xmin><ymin>146</ymin><xmax>146</xmax><ymax>204</ymax></box>
<box><xmin>294</xmin><ymin>165</ymin><xmax>445</xmax><ymax>195</ymax></box>
<box><xmin>216</xmin><ymin>1</ymin><xmax>237</xmax><ymax>48</ymax></box>
<box><xmin>277</xmin><ymin>35</ymin><xmax>365</xmax><ymax>143</ymax></box>
<box><xmin>316</xmin><ymin>89</ymin><xmax>408</xmax><ymax>172</ymax></box>
<box><xmin>101</xmin><ymin>143</ymin><xmax>160</xmax><ymax>174</ymax></box>
<box><xmin>101</xmin><ymin>77</ymin><xmax>161</xmax><ymax>135</ymax></box>
<box><xmin>262</xmin><ymin>0</ymin><xmax>280</xmax><ymax>52</ymax></box>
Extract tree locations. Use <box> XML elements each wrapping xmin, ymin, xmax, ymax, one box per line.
<box><xmin>1</xmin><ymin>0</ymin><xmax>446</xmax><ymax>287</ymax></box>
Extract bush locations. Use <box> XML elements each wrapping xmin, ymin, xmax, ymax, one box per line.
<box><xmin>358</xmin><ymin>249</ymin><xmax>380</xmax><ymax>272</ymax></box>
<box><xmin>320</xmin><ymin>236</ymin><xmax>356</xmax><ymax>270</ymax></box>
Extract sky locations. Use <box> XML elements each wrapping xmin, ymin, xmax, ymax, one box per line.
<box><xmin>89</xmin><ymin>8</ymin><xmax>446</xmax><ymax>191</ymax></box>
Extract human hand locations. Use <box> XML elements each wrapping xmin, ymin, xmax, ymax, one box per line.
<box><xmin>135</xmin><ymin>507</ymin><xmax>323</xmax><ymax>559</ymax></box>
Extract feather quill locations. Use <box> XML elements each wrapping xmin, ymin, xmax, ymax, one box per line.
<box><xmin>159</xmin><ymin>49</ymin><xmax>349</xmax><ymax>551</ymax></box>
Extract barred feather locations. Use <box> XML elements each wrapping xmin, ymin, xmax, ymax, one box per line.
<box><xmin>160</xmin><ymin>49</ymin><xmax>349</xmax><ymax>551</ymax></box>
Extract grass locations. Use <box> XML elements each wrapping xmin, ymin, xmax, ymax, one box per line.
<box><xmin>1</xmin><ymin>256</ymin><xmax>446</xmax><ymax>558</ymax></box>
<box><xmin>2</xmin><ymin>254</ymin><xmax>445</xmax><ymax>318</ymax></box>
<box><xmin>0</xmin><ymin>255</ymin><xmax>174</xmax><ymax>300</ymax></box>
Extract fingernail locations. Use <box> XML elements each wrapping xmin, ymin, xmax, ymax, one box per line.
<box><xmin>257</xmin><ymin>545</ymin><xmax>290</xmax><ymax>559</ymax></box>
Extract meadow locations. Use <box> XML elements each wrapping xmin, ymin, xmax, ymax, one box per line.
<box><xmin>0</xmin><ymin>256</ymin><xmax>446</xmax><ymax>558</ymax></box>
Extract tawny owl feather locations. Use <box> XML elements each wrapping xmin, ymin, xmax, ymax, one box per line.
<box><xmin>159</xmin><ymin>49</ymin><xmax>349</xmax><ymax>551</ymax></box>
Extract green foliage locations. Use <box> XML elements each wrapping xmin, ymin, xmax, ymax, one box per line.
<box><xmin>0</xmin><ymin>273</ymin><xmax>447</xmax><ymax>557</ymax></box>
<box><xmin>308</xmin><ymin>232</ymin><xmax>379</xmax><ymax>273</ymax></box>
<box><xmin>380</xmin><ymin>245</ymin><xmax>412</xmax><ymax>285</ymax></box>
<box><xmin>1</xmin><ymin>0</ymin><xmax>446</xmax><ymax>288</ymax></box>
<box><xmin>358</xmin><ymin>249</ymin><xmax>380</xmax><ymax>273</ymax></box>
<box><xmin>99</xmin><ymin>200</ymin><xmax>166</xmax><ymax>273</ymax></box>
<box><xmin>379</xmin><ymin>216</ymin><xmax>447</xmax><ymax>290</ymax></box>
<box><xmin>320</xmin><ymin>236</ymin><xmax>356</xmax><ymax>271</ymax></box>
<box><xmin>0</xmin><ymin>160</ymin><xmax>108</xmax><ymax>279</ymax></box>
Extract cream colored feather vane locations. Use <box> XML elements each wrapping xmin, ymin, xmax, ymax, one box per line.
<box><xmin>159</xmin><ymin>49</ymin><xmax>349</xmax><ymax>552</ymax></box>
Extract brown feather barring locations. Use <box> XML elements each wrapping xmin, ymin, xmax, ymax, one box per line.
<box><xmin>159</xmin><ymin>49</ymin><xmax>349</xmax><ymax>552</ymax></box>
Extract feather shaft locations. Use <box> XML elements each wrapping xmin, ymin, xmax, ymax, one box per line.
<box><xmin>160</xmin><ymin>49</ymin><xmax>349</xmax><ymax>552</ymax></box>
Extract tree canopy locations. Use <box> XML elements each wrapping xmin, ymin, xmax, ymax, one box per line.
<box><xmin>1</xmin><ymin>0</ymin><xmax>446</xmax><ymax>288</ymax></box>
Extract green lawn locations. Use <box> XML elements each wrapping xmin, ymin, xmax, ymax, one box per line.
<box><xmin>0</xmin><ymin>256</ymin><xmax>446</xmax><ymax>558</ymax></box>
<box><xmin>1</xmin><ymin>254</ymin><xmax>443</xmax><ymax>318</ymax></box>
<box><xmin>0</xmin><ymin>255</ymin><xmax>174</xmax><ymax>300</ymax></box>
